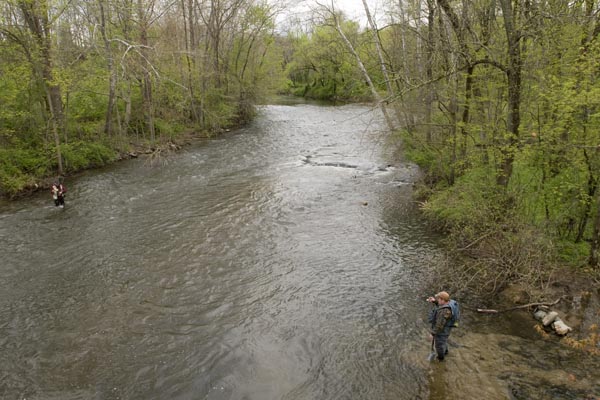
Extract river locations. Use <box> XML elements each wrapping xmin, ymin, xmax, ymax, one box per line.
<box><xmin>1</xmin><ymin>101</ymin><xmax>599</xmax><ymax>400</ymax></box>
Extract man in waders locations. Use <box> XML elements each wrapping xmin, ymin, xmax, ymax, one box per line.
<box><xmin>427</xmin><ymin>291</ymin><xmax>454</xmax><ymax>361</ymax></box>
<box><xmin>51</xmin><ymin>180</ymin><xmax>67</xmax><ymax>208</ymax></box>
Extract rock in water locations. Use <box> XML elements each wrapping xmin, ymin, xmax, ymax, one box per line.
<box><xmin>552</xmin><ymin>318</ymin><xmax>573</xmax><ymax>335</ymax></box>
<box><xmin>533</xmin><ymin>309</ymin><xmax>547</xmax><ymax>321</ymax></box>
<box><xmin>542</xmin><ymin>311</ymin><xmax>559</xmax><ymax>326</ymax></box>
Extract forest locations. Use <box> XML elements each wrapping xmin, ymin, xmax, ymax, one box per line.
<box><xmin>2</xmin><ymin>0</ymin><xmax>600</xmax><ymax>292</ymax></box>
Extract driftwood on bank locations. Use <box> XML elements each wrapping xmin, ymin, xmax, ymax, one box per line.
<box><xmin>476</xmin><ymin>297</ymin><xmax>572</xmax><ymax>336</ymax></box>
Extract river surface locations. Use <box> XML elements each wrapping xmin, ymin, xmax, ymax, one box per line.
<box><xmin>1</xmin><ymin>101</ymin><xmax>599</xmax><ymax>400</ymax></box>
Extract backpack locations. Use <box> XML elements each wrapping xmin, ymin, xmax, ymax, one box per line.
<box><xmin>447</xmin><ymin>299</ymin><xmax>460</xmax><ymax>328</ymax></box>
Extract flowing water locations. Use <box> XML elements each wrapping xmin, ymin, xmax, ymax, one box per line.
<box><xmin>1</xmin><ymin>100</ymin><xmax>599</xmax><ymax>400</ymax></box>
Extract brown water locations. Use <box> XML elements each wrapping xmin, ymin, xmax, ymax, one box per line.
<box><xmin>0</xmin><ymin>101</ymin><xmax>598</xmax><ymax>399</ymax></box>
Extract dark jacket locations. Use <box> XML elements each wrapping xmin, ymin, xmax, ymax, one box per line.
<box><xmin>429</xmin><ymin>304</ymin><xmax>453</xmax><ymax>336</ymax></box>
<box><xmin>51</xmin><ymin>184</ymin><xmax>66</xmax><ymax>197</ymax></box>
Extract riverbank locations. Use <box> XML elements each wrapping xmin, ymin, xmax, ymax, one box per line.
<box><xmin>412</xmin><ymin>173</ymin><xmax>600</xmax><ymax>359</ymax></box>
<box><xmin>420</xmin><ymin>203</ymin><xmax>600</xmax><ymax>358</ymax></box>
<box><xmin>0</xmin><ymin>128</ymin><xmax>232</xmax><ymax>200</ymax></box>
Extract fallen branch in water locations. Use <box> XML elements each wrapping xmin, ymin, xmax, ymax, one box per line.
<box><xmin>476</xmin><ymin>297</ymin><xmax>563</xmax><ymax>314</ymax></box>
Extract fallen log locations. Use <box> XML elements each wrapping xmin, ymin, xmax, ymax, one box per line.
<box><xmin>476</xmin><ymin>297</ymin><xmax>563</xmax><ymax>314</ymax></box>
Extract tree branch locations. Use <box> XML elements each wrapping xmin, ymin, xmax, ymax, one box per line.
<box><xmin>476</xmin><ymin>297</ymin><xmax>563</xmax><ymax>314</ymax></box>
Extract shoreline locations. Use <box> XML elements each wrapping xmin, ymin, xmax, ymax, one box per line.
<box><xmin>0</xmin><ymin>130</ymin><xmax>227</xmax><ymax>201</ymax></box>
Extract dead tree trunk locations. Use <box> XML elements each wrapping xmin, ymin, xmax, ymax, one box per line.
<box><xmin>332</xmin><ymin>14</ymin><xmax>395</xmax><ymax>132</ymax></box>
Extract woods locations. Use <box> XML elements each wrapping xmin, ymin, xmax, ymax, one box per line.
<box><xmin>0</xmin><ymin>0</ymin><xmax>282</xmax><ymax>194</ymax></box>
<box><xmin>282</xmin><ymin>0</ymin><xmax>600</xmax><ymax>282</ymax></box>
<box><xmin>387</xmin><ymin>0</ymin><xmax>600</xmax><ymax>283</ymax></box>
<box><xmin>2</xmin><ymin>0</ymin><xmax>600</xmax><ymax>279</ymax></box>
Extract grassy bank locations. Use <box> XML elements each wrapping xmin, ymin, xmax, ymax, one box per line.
<box><xmin>0</xmin><ymin>129</ymin><xmax>215</xmax><ymax>199</ymax></box>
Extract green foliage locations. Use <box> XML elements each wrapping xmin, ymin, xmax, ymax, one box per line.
<box><xmin>60</xmin><ymin>141</ymin><xmax>117</xmax><ymax>172</ymax></box>
<box><xmin>0</xmin><ymin>148</ymin><xmax>51</xmax><ymax>196</ymax></box>
<box><xmin>154</xmin><ymin>118</ymin><xmax>186</xmax><ymax>140</ymax></box>
<box><xmin>0</xmin><ymin>63</ymin><xmax>45</xmax><ymax>146</ymax></box>
<box><xmin>512</xmin><ymin>158</ymin><xmax>589</xmax><ymax>224</ymax></box>
<box><xmin>382</xmin><ymin>0</ymin><xmax>600</xmax><ymax>279</ymax></box>
<box><xmin>422</xmin><ymin>166</ymin><xmax>507</xmax><ymax>230</ymax></box>
<box><xmin>283</xmin><ymin>20</ymin><xmax>372</xmax><ymax>101</ymax></box>
<box><xmin>400</xmin><ymin>130</ymin><xmax>453</xmax><ymax>184</ymax></box>
<box><xmin>0</xmin><ymin>170</ymin><xmax>33</xmax><ymax>197</ymax></box>
<box><xmin>202</xmin><ymin>89</ymin><xmax>238</xmax><ymax>132</ymax></box>
<box><xmin>554</xmin><ymin>240</ymin><xmax>590</xmax><ymax>268</ymax></box>
<box><xmin>0</xmin><ymin>142</ymin><xmax>115</xmax><ymax>196</ymax></box>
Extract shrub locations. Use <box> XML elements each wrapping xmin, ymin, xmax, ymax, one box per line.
<box><xmin>421</xmin><ymin>166</ymin><xmax>507</xmax><ymax>230</ymax></box>
<box><xmin>421</xmin><ymin>167</ymin><xmax>560</xmax><ymax>298</ymax></box>
<box><xmin>154</xmin><ymin>118</ymin><xmax>185</xmax><ymax>141</ymax></box>
<box><xmin>60</xmin><ymin>141</ymin><xmax>116</xmax><ymax>172</ymax></box>
<box><xmin>0</xmin><ymin>148</ymin><xmax>49</xmax><ymax>196</ymax></box>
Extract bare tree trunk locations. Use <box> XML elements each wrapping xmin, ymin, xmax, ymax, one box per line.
<box><xmin>331</xmin><ymin>13</ymin><xmax>395</xmax><ymax>132</ymax></box>
<box><xmin>123</xmin><ymin>81</ymin><xmax>132</xmax><ymax>137</ymax></box>
<box><xmin>19</xmin><ymin>0</ymin><xmax>64</xmax><ymax>174</ymax></box>
<box><xmin>577</xmin><ymin>149</ymin><xmax>598</xmax><ymax>242</ymax></box>
<box><xmin>46</xmin><ymin>88</ymin><xmax>64</xmax><ymax>174</ymax></box>
<box><xmin>437</xmin><ymin>0</ymin><xmax>473</xmax><ymax>171</ymax></box>
<box><xmin>589</xmin><ymin>189</ymin><xmax>600</xmax><ymax>268</ymax></box>
<box><xmin>138</xmin><ymin>0</ymin><xmax>155</xmax><ymax>142</ymax></box>
<box><xmin>396</xmin><ymin>0</ymin><xmax>409</xmax><ymax>89</ymax></box>
<box><xmin>497</xmin><ymin>0</ymin><xmax>522</xmax><ymax>187</ymax></box>
<box><xmin>425</xmin><ymin>0</ymin><xmax>436</xmax><ymax>143</ymax></box>
<box><xmin>361</xmin><ymin>0</ymin><xmax>401</xmax><ymax>126</ymax></box>
<box><xmin>99</xmin><ymin>0</ymin><xmax>117</xmax><ymax>137</ymax></box>
<box><xmin>460</xmin><ymin>65</ymin><xmax>474</xmax><ymax>161</ymax></box>
<box><xmin>182</xmin><ymin>0</ymin><xmax>199</xmax><ymax>122</ymax></box>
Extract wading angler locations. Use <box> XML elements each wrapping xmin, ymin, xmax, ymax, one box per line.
<box><xmin>427</xmin><ymin>291</ymin><xmax>460</xmax><ymax>362</ymax></box>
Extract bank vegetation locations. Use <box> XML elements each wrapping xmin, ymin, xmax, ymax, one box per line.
<box><xmin>288</xmin><ymin>1</ymin><xmax>600</xmax><ymax>294</ymax></box>
<box><xmin>0</xmin><ymin>0</ymin><xmax>287</xmax><ymax>196</ymax></box>
<box><xmin>286</xmin><ymin>2</ymin><xmax>600</xmax><ymax>298</ymax></box>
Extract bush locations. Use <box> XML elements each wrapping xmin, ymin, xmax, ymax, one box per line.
<box><xmin>0</xmin><ymin>148</ymin><xmax>50</xmax><ymax>196</ymax></box>
<box><xmin>421</xmin><ymin>166</ymin><xmax>507</xmax><ymax>230</ymax></box>
<box><xmin>154</xmin><ymin>118</ymin><xmax>186</xmax><ymax>141</ymax></box>
<box><xmin>554</xmin><ymin>240</ymin><xmax>590</xmax><ymax>268</ymax></box>
<box><xmin>60</xmin><ymin>141</ymin><xmax>116</xmax><ymax>172</ymax></box>
<box><xmin>421</xmin><ymin>167</ymin><xmax>560</xmax><ymax>298</ymax></box>
<box><xmin>0</xmin><ymin>168</ymin><xmax>34</xmax><ymax>196</ymax></box>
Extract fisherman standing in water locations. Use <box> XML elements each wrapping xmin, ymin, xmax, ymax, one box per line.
<box><xmin>51</xmin><ymin>179</ymin><xmax>67</xmax><ymax>208</ymax></box>
<box><xmin>427</xmin><ymin>291</ymin><xmax>459</xmax><ymax>362</ymax></box>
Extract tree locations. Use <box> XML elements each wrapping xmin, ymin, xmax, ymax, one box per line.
<box><xmin>316</xmin><ymin>2</ymin><xmax>395</xmax><ymax>131</ymax></box>
<box><xmin>4</xmin><ymin>0</ymin><xmax>66</xmax><ymax>173</ymax></box>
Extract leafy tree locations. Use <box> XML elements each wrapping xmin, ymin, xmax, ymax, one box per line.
<box><xmin>0</xmin><ymin>0</ymin><xmax>287</xmax><ymax>196</ymax></box>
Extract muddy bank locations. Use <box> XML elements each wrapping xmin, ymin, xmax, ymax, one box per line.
<box><xmin>428</xmin><ymin>327</ymin><xmax>600</xmax><ymax>400</ymax></box>
<box><xmin>422</xmin><ymin>283</ymin><xmax>599</xmax><ymax>399</ymax></box>
<box><xmin>494</xmin><ymin>280</ymin><xmax>600</xmax><ymax>343</ymax></box>
<box><xmin>427</xmin><ymin>282</ymin><xmax>600</xmax><ymax>399</ymax></box>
